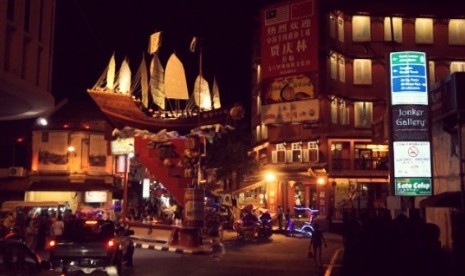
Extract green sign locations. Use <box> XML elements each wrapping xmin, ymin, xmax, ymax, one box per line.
<box><xmin>395</xmin><ymin>178</ymin><xmax>432</xmax><ymax>196</ymax></box>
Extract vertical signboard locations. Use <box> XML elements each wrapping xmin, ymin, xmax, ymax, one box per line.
<box><xmin>389</xmin><ymin>51</ymin><xmax>432</xmax><ymax>196</ymax></box>
<box><xmin>260</xmin><ymin>0</ymin><xmax>318</xmax><ymax>79</ymax></box>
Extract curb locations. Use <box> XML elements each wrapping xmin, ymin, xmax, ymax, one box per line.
<box><xmin>133</xmin><ymin>239</ymin><xmax>213</xmax><ymax>255</ymax></box>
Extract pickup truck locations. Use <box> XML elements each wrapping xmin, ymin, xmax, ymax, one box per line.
<box><xmin>48</xmin><ymin>218</ymin><xmax>129</xmax><ymax>275</ymax></box>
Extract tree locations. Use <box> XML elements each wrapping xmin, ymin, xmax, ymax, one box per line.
<box><xmin>204</xmin><ymin>120</ymin><xmax>259</xmax><ymax>192</ymax></box>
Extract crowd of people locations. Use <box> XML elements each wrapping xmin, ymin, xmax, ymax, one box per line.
<box><xmin>341</xmin><ymin>210</ymin><xmax>453</xmax><ymax>276</ymax></box>
<box><xmin>0</xmin><ymin>207</ymin><xmax>118</xmax><ymax>253</ymax></box>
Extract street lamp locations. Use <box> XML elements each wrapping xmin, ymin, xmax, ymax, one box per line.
<box><xmin>122</xmin><ymin>152</ymin><xmax>134</xmax><ymax>222</ymax></box>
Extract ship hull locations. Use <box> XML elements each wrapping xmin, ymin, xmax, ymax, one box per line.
<box><xmin>87</xmin><ymin>89</ymin><xmax>228</xmax><ymax>133</ymax></box>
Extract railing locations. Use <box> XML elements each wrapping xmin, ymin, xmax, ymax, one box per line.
<box><xmin>331</xmin><ymin>158</ymin><xmax>388</xmax><ymax>171</ymax></box>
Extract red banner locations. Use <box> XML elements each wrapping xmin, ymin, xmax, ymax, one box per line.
<box><xmin>261</xmin><ymin>0</ymin><xmax>319</xmax><ymax>79</ymax></box>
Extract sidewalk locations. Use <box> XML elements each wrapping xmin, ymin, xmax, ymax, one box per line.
<box><xmin>131</xmin><ymin>235</ymin><xmax>214</xmax><ymax>255</ymax></box>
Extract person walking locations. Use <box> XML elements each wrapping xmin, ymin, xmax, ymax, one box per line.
<box><xmin>50</xmin><ymin>215</ymin><xmax>65</xmax><ymax>240</ymax></box>
<box><xmin>25</xmin><ymin>217</ymin><xmax>38</xmax><ymax>251</ymax></box>
<box><xmin>309</xmin><ymin>223</ymin><xmax>327</xmax><ymax>266</ymax></box>
<box><xmin>277</xmin><ymin>206</ymin><xmax>284</xmax><ymax>231</ymax></box>
<box><xmin>284</xmin><ymin>208</ymin><xmax>291</xmax><ymax>232</ymax></box>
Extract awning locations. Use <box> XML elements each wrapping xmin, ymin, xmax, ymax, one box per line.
<box><xmin>233</xmin><ymin>181</ymin><xmax>265</xmax><ymax>195</ymax></box>
<box><xmin>419</xmin><ymin>191</ymin><xmax>463</xmax><ymax>209</ymax></box>
<box><xmin>28</xmin><ymin>179</ymin><xmax>121</xmax><ymax>192</ymax></box>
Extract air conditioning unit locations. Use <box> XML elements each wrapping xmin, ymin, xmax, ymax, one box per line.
<box><xmin>9</xmin><ymin>167</ymin><xmax>26</xmax><ymax>177</ymax></box>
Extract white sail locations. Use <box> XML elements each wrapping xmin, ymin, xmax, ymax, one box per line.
<box><xmin>165</xmin><ymin>53</ymin><xmax>189</xmax><ymax>100</ymax></box>
<box><xmin>150</xmin><ymin>54</ymin><xmax>165</xmax><ymax>110</ymax></box>
<box><xmin>106</xmin><ymin>53</ymin><xmax>116</xmax><ymax>91</ymax></box>
<box><xmin>212</xmin><ymin>77</ymin><xmax>221</xmax><ymax>109</ymax></box>
<box><xmin>149</xmin><ymin>32</ymin><xmax>162</xmax><ymax>54</ymax></box>
<box><xmin>193</xmin><ymin>74</ymin><xmax>212</xmax><ymax>111</ymax></box>
<box><xmin>140</xmin><ymin>56</ymin><xmax>149</xmax><ymax>108</ymax></box>
<box><xmin>117</xmin><ymin>58</ymin><xmax>131</xmax><ymax>95</ymax></box>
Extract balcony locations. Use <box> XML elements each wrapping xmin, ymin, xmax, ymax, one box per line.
<box><xmin>331</xmin><ymin>157</ymin><xmax>389</xmax><ymax>171</ymax></box>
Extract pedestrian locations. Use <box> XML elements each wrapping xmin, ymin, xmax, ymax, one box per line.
<box><xmin>277</xmin><ymin>206</ymin><xmax>284</xmax><ymax>231</ymax></box>
<box><xmin>50</xmin><ymin>215</ymin><xmax>65</xmax><ymax>240</ymax></box>
<box><xmin>284</xmin><ymin>208</ymin><xmax>291</xmax><ymax>231</ymax></box>
<box><xmin>309</xmin><ymin>223</ymin><xmax>327</xmax><ymax>266</ymax></box>
<box><xmin>25</xmin><ymin>216</ymin><xmax>38</xmax><ymax>251</ymax></box>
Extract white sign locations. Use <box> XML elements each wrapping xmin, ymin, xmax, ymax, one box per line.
<box><xmin>85</xmin><ymin>191</ymin><xmax>107</xmax><ymax>203</ymax></box>
<box><xmin>261</xmin><ymin>99</ymin><xmax>319</xmax><ymax>124</ymax></box>
<box><xmin>393</xmin><ymin>141</ymin><xmax>431</xmax><ymax>177</ymax></box>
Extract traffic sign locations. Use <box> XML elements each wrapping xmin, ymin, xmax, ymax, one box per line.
<box><xmin>390</xmin><ymin>51</ymin><xmax>428</xmax><ymax>105</ymax></box>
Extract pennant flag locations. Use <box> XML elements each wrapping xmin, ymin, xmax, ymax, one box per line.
<box><xmin>190</xmin><ymin>36</ymin><xmax>198</xmax><ymax>53</ymax></box>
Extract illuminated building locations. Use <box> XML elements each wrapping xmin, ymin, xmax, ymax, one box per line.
<box><xmin>242</xmin><ymin>0</ymin><xmax>465</xmax><ymax>233</ymax></box>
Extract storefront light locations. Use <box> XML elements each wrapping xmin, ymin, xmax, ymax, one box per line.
<box><xmin>264</xmin><ymin>171</ymin><xmax>276</xmax><ymax>182</ymax></box>
<box><xmin>317</xmin><ymin>177</ymin><xmax>326</xmax><ymax>185</ymax></box>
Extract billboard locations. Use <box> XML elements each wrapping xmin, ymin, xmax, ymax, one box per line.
<box><xmin>389</xmin><ymin>51</ymin><xmax>432</xmax><ymax>197</ymax></box>
<box><xmin>261</xmin><ymin>0</ymin><xmax>319</xmax><ymax>79</ymax></box>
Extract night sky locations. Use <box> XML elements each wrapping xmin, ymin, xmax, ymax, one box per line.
<box><xmin>52</xmin><ymin>0</ymin><xmax>263</xmax><ymax>109</ymax></box>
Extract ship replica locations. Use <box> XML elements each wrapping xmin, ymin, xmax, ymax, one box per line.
<box><xmin>87</xmin><ymin>32</ymin><xmax>229</xmax><ymax>134</ymax></box>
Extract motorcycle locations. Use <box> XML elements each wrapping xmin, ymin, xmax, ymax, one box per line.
<box><xmin>293</xmin><ymin>222</ymin><xmax>314</xmax><ymax>238</ymax></box>
<box><xmin>233</xmin><ymin>219</ymin><xmax>259</xmax><ymax>241</ymax></box>
<box><xmin>115</xmin><ymin>224</ymin><xmax>135</xmax><ymax>267</ymax></box>
<box><xmin>258</xmin><ymin>218</ymin><xmax>273</xmax><ymax>239</ymax></box>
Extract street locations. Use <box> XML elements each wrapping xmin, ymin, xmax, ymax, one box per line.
<box><xmin>122</xmin><ymin>229</ymin><xmax>343</xmax><ymax>276</ymax></box>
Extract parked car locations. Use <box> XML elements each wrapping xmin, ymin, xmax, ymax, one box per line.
<box><xmin>48</xmin><ymin>218</ymin><xmax>134</xmax><ymax>275</ymax></box>
<box><xmin>0</xmin><ymin>238</ymin><xmax>50</xmax><ymax>274</ymax></box>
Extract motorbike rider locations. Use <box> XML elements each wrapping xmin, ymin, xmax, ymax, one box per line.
<box><xmin>115</xmin><ymin>223</ymin><xmax>134</xmax><ymax>267</ymax></box>
<box><xmin>259</xmin><ymin>210</ymin><xmax>272</xmax><ymax>224</ymax></box>
<box><xmin>242</xmin><ymin>209</ymin><xmax>258</xmax><ymax>226</ymax></box>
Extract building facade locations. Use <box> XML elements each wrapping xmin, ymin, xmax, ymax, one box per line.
<box><xmin>242</xmin><ymin>0</ymin><xmax>465</xmax><ymax>223</ymax></box>
<box><xmin>0</xmin><ymin>0</ymin><xmax>56</xmax><ymax>120</ymax></box>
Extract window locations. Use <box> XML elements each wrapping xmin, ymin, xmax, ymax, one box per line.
<box><xmin>449</xmin><ymin>19</ymin><xmax>465</xmax><ymax>45</ymax></box>
<box><xmin>330</xmin><ymin>53</ymin><xmax>345</xmax><ymax>82</ymax></box>
<box><xmin>415</xmin><ymin>18</ymin><xmax>434</xmax><ymax>44</ymax></box>
<box><xmin>331</xmin><ymin>98</ymin><xmax>350</xmax><ymax>125</ymax></box>
<box><xmin>339</xmin><ymin>56</ymin><xmax>345</xmax><ymax>82</ymax></box>
<box><xmin>352</xmin><ymin>16</ymin><xmax>371</xmax><ymax>42</ymax></box>
<box><xmin>331</xmin><ymin>99</ymin><xmax>338</xmax><ymax>124</ymax></box>
<box><xmin>353</xmin><ymin>59</ymin><xmax>372</xmax><ymax>85</ymax></box>
<box><xmin>354</xmin><ymin>102</ymin><xmax>373</xmax><ymax>128</ymax></box>
<box><xmin>384</xmin><ymin>17</ymin><xmax>402</xmax><ymax>43</ymax></box>
<box><xmin>329</xmin><ymin>12</ymin><xmax>337</xmax><ymax>39</ymax></box>
<box><xmin>256</xmin><ymin>95</ymin><xmax>261</xmax><ymax>116</ymax></box>
<box><xmin>255</xmin><ymin>123</ymin><xmax>268</xmax><ymax>141</ymax></box>
<box><xmin>41</xmin><ymin>132</ymin><xmax>49</xmax><ymax>143</ymax></box>
<box><xmin>338</xmin><ymin>16</ymin><xmax>344</xmax><ymax>42</ymax></box>
<box><xmin>303</xmin><ymin>142</ymin><xmax>319</xmax><ymax>162</ymax></box>
<box><xmin>272</xmin><ymin>143</ymin><xmax>286</xmax><ymax>163</ymax></box>
<box><xmin>450</xmin><ymin>61</ymin><xmax>465</xmax><ymax>73</ymax></box>
<box><xmin>330</xmin><ymin>53</ymin><xmax>337</xmax><ymax>79</ymax></box>
<box><xmin>429</xmin><ymin>61</ymin><xmax>435</xmax><ymax>86</ymax></box>
<box><xmin>340</xmin><ymin>100</ymin><xmax>350</xmax><ymax>125</ymax></box>
<box><xmin>255</xmin><ymin>64</ymin><xmax>262</xmax><ymax>86</ymax></box>
<box><xmin>291</xmin><ymin>143</ymin><xmax>302</xmax><ymax>162</ymax></box>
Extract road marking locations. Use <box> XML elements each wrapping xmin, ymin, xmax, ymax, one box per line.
<box><xmin>325</xmin><ymin>247</ymin><xmax>342</xmax><ymax>276</ymax></box>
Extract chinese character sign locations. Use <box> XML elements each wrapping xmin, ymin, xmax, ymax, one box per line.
<box><xmin>261</xmin><ymin>0</ymin><xmax>319</xmax><ymax>79</ymax></box>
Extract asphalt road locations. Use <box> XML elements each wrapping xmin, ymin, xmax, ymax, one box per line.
<box><xmin>123</xmin><ymin>229</ymin><xmax>344</xmax><ymax>276</ymax></box>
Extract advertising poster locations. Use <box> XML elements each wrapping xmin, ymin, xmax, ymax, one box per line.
<box><xmin>38</xmin><ymin>131</ymin><xmax>69</xmax><ymax>171</ymax></box>
<box><xmin>261</xmin><ymin>0</ymin><xmax>318</xmax><ymax>79</ymax></box>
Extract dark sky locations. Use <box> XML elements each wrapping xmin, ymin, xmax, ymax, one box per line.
<box><xmin>52</xmin><ymin>0</ymin><xmax>264</xmax><ymax>110</ymax></box>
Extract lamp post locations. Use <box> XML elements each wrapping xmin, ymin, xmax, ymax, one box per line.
<box><xmin>122</xmin><ymin>152</ymin><xmax>134</xmax><ymax>222</ymax></box>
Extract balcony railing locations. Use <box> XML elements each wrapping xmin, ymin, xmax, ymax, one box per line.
<box><xmin>331</xmin><ymin>158</ymin><xmax>388</xmax><ymax>171</ymax></box>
